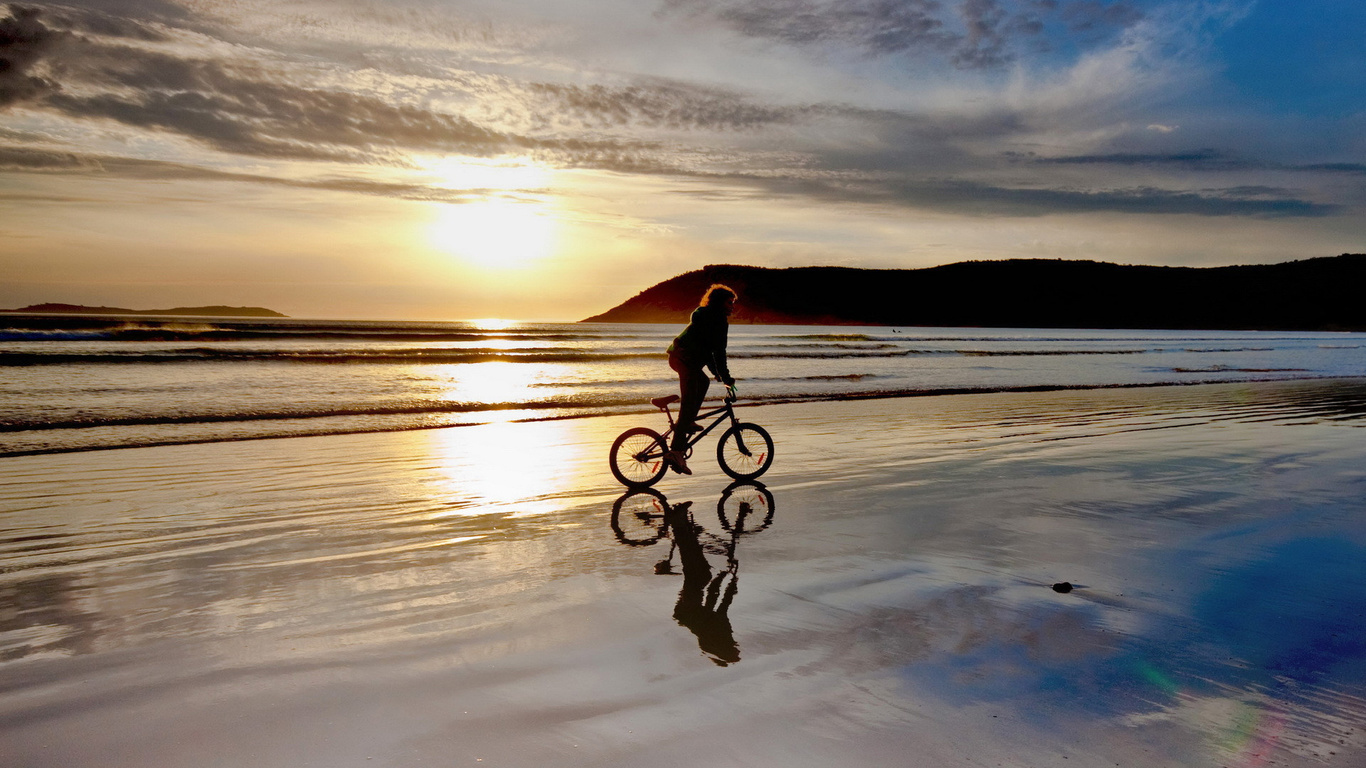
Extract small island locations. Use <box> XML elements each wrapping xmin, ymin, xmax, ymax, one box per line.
<box><xmin>1</xmin><ymin>303</ymin><xmax>288</xmax><ymax>318</ymax></box>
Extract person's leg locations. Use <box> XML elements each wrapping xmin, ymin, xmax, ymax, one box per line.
<box><xmin>671</xmin><ymin>359</ymin><xmax>710</xmax><ymax>452</ymax></box>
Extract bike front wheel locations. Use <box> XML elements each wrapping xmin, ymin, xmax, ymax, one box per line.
<box><xmin>716</xmin><ymin>423</ymin><xmax>774</xmax><ymax>481</ymax></box>
<box><xmin>610</xmin><ymin>427</ymin><xmax>669</xmax><ymax>487</ymax></box>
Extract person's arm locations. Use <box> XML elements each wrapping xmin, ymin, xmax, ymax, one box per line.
<box><xmin>708</xmin><ymin>314</ymin><xmax>733</xmax><ymax>385</ymax></box>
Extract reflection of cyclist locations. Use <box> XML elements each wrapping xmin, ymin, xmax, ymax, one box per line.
<box><xmin>609</xmin><ymin>483</ymin><xmax>774</xmax><ymax>666</ymax></box>
<box><xmin>665</xmin><ymin>284</ymin><xmax>737</xmax><ymax>475</ymax></box>
<box><xmin>665</xmin><ymin>501</ymin><xmax>740</xmax><ymax>665</ymax></box>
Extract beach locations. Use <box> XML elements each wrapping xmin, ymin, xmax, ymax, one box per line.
<box><xmin>3</xmin><ymin>379</ymin><xmax>1366</xmax><ymax>767</ymax></box>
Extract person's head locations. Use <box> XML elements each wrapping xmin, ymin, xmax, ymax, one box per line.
<box><xmin>701</xmin><ymin>284</ymin><xmax>737</xmax><ymax>314</ymax></box>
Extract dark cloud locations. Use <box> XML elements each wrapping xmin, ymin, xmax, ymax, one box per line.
<box><xmin>0</xmin><ymin>145</ymin><xmax>554</xmax><ymax>205</ymax></box>
<box><xmin>0</xmin><ymin>5</ymin><xmax>67</xmax><ymax>106</ymax></box>
<box><xmin>1061</xmin><ymin>0</ymin><xmax>1142</xmax><ymax>33</ymax></box>
<box><xmin>526</xmin><ymin>79</ymin><xmax>812</xmax><ymax>131</ymax></box>
<box><xmin>0</xmin><ymin>145</ymin><xmax>102</xmax><ymax>170</ymax></box>
<box><xmin>1295</xmin><ymin>162</ymin><xmax>1366</xmax><ymax>175</ymax></box>
<box><xmin>0</xmin><ymin>10</ymin><xmax>647</xmax><ymax>166</ymax></box>
<box><xmin>1020</xmin><ymin>150</ymin><xmax>1366</xmax><ymax>176</ymax></box>
<box><xmin>955</xmin><ymin>0</ymin><xmax>1010</xmax><ymax>69</ymax></box>
<box><xmin>659</xmin><ymin>0</ymin><xmax>1141</xmax><ymax>69</ymax></box>
<box><xmin>699</xmin><ymin>171</ymin><xmax>1339</xmax><ymax>218</ymax></box>
<box><xmin>892</xmin><ymin>179</ymin><xmax>1336</xmax><ymax>217</ymax></box>
<box><xmin>39</xmin><ymin>4</ymin><xmax>173</xmax><ymax>41</ymax></box>
<box><xmin>1021</xmin><ymin>149</ymin><xmax>1231</xmax><ymax>166</ymax></box>
<box><xmin>663</xmin><ymin>0</ymin><xmax>961</xmax><ymax>61</ymax></box>
<box><xmin>40</xmin><ymin>40</ymin><xmax>515</xmax><ymax>162</ymax></box>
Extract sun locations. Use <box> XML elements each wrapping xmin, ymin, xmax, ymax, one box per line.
<box><xmin>420</xmin><ymin>157</ymin><xmax>561</xmax><ymax>270</ymax></box>
<box><xmin>429</xmin><ymin>197</ymin><xmax>558</xmax><ymax>269</ymax></box>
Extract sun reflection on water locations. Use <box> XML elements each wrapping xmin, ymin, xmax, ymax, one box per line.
<box><xmin>436</xmin><ymin>361</ymin><xmax>537</xmax><ymax>415</ymax></box>
<box><xmin>423</xmin><ymin>419</ymin><xmax>594</xmax><ymax>519</ymax></box>
<box><xmin>468</xmin><ymin>318</ymin><xmax>517</xmax><ymax>331</ymax></box>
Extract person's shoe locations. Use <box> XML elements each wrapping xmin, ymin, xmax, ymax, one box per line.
<box><xmin>665</xmin><ymin>450</ymin><xmax>692</xmax><ymax>475</ymax></box>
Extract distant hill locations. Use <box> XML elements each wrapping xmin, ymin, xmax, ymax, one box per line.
<box><xmin>581</xmin><ymin>254</ymin><xmax>1366</xmax><ymax>331</ymax></box>
<box><xmin>3</xmin><ymin>303</ymin><xmax>288</xmax><ymax>318</ymax></box>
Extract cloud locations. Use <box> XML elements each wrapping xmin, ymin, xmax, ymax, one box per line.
<box><xmin>37</xmin><ymin>2</ymin><xmax>174</xmax><ymax>41</ymax></box>
<box><xmin>1061</xmin><ymin>0</ymin><xmax>1143</xmax><ymax>34</ymax></box>
<box><xmin>0</xmin><ymin>5</ymin><xmax>67</xmax><ymax>105</ymax></box>
<box><xmin>1</xmin><ymin>8</ymin><xmax>654</xmax><ymax>166</ymax></box>
<box><xmin>1019</xmin><ymin>149</ymin><xmax>1366</xmax><ymax>175</ymax></box>
<box><xmin>0</xmin><ymin>2</ymin><xmax>1351</xmax><ymax>226</ymax></box>
<box><xmin>0</xmin><ymin>145</ymin><xmax>104</xmax><ymax>170</ymax></box>
<box><xmin>12</xmin><ymin>136</ymin><xmax>1331</xmax><ymax>220</ymax></box>
<box><xmin>658</xmin><ymin>0</ymin><xmax>1145</xmax><ymax>69</ymax></box>
<box><xmin>1022</xmin><ymin>148</ymin><xmax>1231</xmax><ymax>166</ymax></box>
<box><xmin>0</xmin><ymin>144</ymin><xmax>557</xmax><ymax>205</ymax></box>
<box><xmin>44</xmin><ymin>40</ymin><xmax>517</xmax><ymax>162</ymax></box>
<box><xmin>524</xmin><ymin>79</ymin><xmax>813</xmax><ymax>132</ymax></box>
<box><xmin>699</xmin><ymin>171</ymin><xmax>1338</xmax><ymax>218</ymax></box>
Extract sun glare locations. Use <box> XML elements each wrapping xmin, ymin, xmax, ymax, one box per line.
<box><xmin>429</xmin><ymin>197</ymin><xmax>558</xmax><ymax>269</ymax></box>
<box><xmin>422</xmin><ymin>157</ymin><xmax>551</xmax><ymax>192</ymax></box>
<box><xmin>420</xmin><ymin>157</ymin><xmax>561</xmax><ymax>271</ymax></box>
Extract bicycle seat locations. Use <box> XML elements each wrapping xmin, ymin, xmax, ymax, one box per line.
<box><xmin>651</xmin><ymin>395</ymin><xmax>680</xmax><ymax>409</ymax></box>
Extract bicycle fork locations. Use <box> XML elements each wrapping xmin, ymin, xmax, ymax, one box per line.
<box><xmin>727</xmin><ymin>411</ymin><xmax>756</xmax><ymax>458</ymax></box>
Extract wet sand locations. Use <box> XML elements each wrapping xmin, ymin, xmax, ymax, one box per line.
<box><xmin>3</xmin><ymin>380</ymin><xmax>1366</xmax><ymax>767</ymax></box>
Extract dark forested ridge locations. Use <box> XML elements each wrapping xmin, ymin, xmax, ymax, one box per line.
<box><xmin>581</xmin><ymin>254</ymin><xmax>1366</xmax><ymax>331</ymax></box>
<box><xmin>2</xmin><ymin>303</ymin><xmax>288</xmax><ymax>318</ymax></box>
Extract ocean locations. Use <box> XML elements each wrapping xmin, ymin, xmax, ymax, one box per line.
<box><xmin>3</xmin><ymin>313</ymin><xmax>1365</xmax><ymax>456</ymax></box>
<box><xmin>5</xmin><ymin>314</ymin><xmax>1366</xmax><ymax>767</ymax></box>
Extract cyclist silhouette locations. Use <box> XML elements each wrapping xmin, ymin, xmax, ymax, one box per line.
<box><xmin>664</xmin><ymin>284</ymin><xmax>737</xmax><ymax>475</ymax></box>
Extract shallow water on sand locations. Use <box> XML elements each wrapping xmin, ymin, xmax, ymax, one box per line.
<box><xmin>2</xmin><ymin>380</ymin><xmax>1366</xmax><ymax>767</ymax></box>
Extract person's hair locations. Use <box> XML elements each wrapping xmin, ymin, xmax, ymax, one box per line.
<box><xmin>701</xmin><ymin>284</ymin><xmax>736</xmax><ymax>307</ymax></box>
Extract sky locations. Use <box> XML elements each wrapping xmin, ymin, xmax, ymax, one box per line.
<box><xmin>1</xmin><ymin>0</ymin><xmax>1363</xmax><ymax>320</ymax></box>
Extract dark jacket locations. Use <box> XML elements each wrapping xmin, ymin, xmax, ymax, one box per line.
<box><xmin>667</xmin><ymin>304</ymin><xmax>732</xmax><ymax>383</ymax></box>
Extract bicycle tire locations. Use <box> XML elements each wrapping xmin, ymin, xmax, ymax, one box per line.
<box><xmin>717</xmin><ymin>481</ymin><xmax>776</xmax><ymax>534</ymax></box>
<box><xmin>610</xmin><ymin>426</ymin><xmax>669</xmax><ymax>487</ymax></box>
<box><xmin>716</xmin><ymin>422</ymin><xmax>774</xmax><ymax>481</ymax></box>
<box><xmin>610</xmin><ymin>488</ymin><xmax>671</xmax><ymax>545</ymax></box>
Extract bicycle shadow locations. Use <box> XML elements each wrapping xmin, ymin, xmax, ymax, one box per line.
<box><xmin>609</xmin><ymin>482</ymin><xmax>777</xmax><ymax>666</ymax></box>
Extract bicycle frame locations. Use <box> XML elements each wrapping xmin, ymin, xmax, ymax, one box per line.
<box><xmin>660</xmin><ymin>396</ymin><xmax>741</xmax><ymax>455</ymax></box>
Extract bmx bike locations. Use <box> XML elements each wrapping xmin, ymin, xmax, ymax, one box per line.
<box><xmin>609</xmin><ymin>390</ymin><xmax>774</xmax><ymax>488</ymax></box>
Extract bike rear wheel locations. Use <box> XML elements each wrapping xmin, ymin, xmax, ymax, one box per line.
<box><xmin>716</xmin><ymin>422</ymin><xmax>774</xmax><ymax>481</ymax></box>
<box><xmin>610</xmin><ymin>426</ymin><xmax>669</xmax><ymax>487</ymax></box>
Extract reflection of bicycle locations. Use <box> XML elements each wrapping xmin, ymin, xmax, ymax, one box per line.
<box><xmin>610</xmin><ymin>487</ymin><xmax>672</xmax><ymax>546</ymax></box>
<box><xmin>609</xmin><ymin>482</ymin><xmax>776</xmax><ymax>548</ymax></box>
<box><xmin>609</xmin><ymin>390</ymin><xmax>774</xmax><ymax>487</ymax></box>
